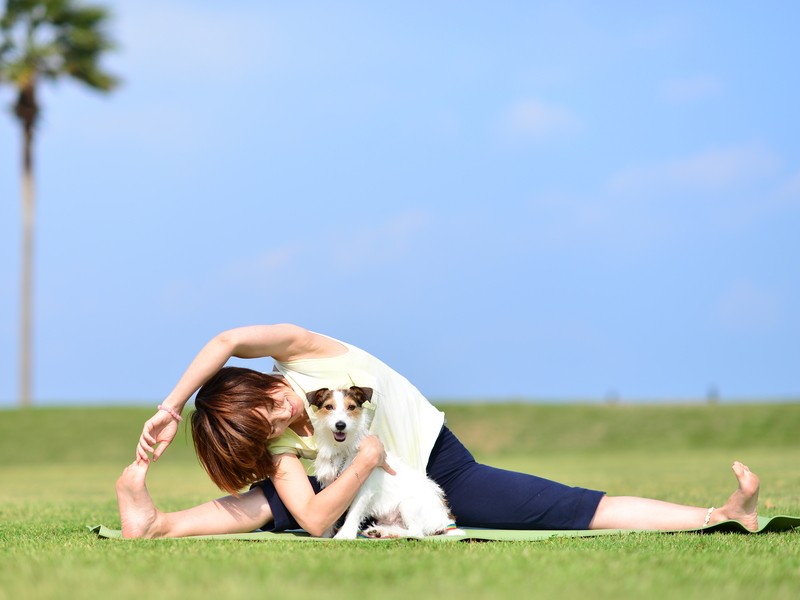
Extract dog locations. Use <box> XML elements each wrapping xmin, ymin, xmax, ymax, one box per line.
<box><xmin>307</xmin><ymin>386</ymin><xmax>463</xmax><ymax>539</ymax></box>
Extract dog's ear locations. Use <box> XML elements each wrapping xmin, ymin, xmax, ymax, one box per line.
<box><xmin>306</xmin><ymin>388</ymin><xmax>330</xmax><ymax>408</ymax></box>
<box><xmin>349</xmin><ymin>386</ymin><xmax>373</xmax><ymax>404</ymax></box>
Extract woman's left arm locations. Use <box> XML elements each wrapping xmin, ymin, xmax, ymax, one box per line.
<box><xmin>272</xmin><ymin>436</ymin><xmax>394</xmax><ymax>537</ymax></box>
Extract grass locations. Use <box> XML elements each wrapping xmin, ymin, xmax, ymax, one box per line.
<box><xmin>1</xmin><ymin>403</ymin><xmax>799</xmax><ymax>600</ymax></box>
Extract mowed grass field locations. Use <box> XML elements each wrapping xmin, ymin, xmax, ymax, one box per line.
<box><xmin>1</xmin><ymin>403</ymin><xmax>799</xmax><ymax>600</ymax></box>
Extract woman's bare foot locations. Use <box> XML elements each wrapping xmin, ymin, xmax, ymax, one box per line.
<box><xmin>713</xmin><ymin>461</ymin><xmax>760</xmax><ymax>531</ymax></box>
<box><xmin>115</xmin><ymin>459</ymin><xmax>164</xmax><ymax>538</ymax></box>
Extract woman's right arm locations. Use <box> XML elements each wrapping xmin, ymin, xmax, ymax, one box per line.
<box><xmin>136</xmin><ymin>324</ymin><xmax>342</xmax><ymax>462</ymax></box>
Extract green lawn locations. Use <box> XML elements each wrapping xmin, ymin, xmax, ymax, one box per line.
<box><xmin>1</xmin><ymin>404</ymin><xmax>799</xmax><ymax>600</ymax></box>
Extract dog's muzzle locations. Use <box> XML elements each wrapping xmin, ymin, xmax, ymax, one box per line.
<box><xmin>333</xmin><ymin>421</ymin><xmax>347</xmax><ymax>442</ymax></box>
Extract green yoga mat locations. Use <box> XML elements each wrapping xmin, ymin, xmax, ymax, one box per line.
<box><xmin>88</xmin><ymin>515</ymin><xmax>800</xmax><ymax>542</ymax></box>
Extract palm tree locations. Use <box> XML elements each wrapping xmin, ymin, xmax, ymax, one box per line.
<box><xmin>1</xmin><ymin>0</ymin><xmax>118</xmax><ymax>406</ymax></box>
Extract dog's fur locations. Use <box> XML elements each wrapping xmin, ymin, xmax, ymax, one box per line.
<box><xmin>308</xmin><ymin>386</ymin><xmax>462</xmax><ymax>539</ymax></box>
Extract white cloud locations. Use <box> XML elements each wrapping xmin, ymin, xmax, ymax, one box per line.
<box><xmin>330</xmin><ymin>211</ymin><xmax>432</xmax><ymax>270</ymax></box>
<box><xmin>524</xmin><ymin>188</ymin><xmax>674</xmax><ymax>257</ymax></box>
<box><xmin>659</xmin><ymin>75</ymin><xmax>723</xmax><ymax>104</ymax></box>
<box><xmin>497</xmin><ymin>99</ymin><xmax>582</xmax><ymax>140</ymax></box>
<box><xmin>258</xmin><ymin>244</ymin><xmax>305</xmax><ymax>271</ymax></box>
<box><xmin>525</xmin><ymin>147</ymin><xmax>794</xmax><ymax>255</ymax></box>
<box><xmin>222</xmin><ymin>210</ymin><xmax>432</xmax><ymax>285</ymax></box>
<box><xmin>628</xmin><ymin>17</ymin><xmax>693</xmax><ymax>49</ymax></box>
<box><xmin>778</xmin><ymin>170</ymin><xmax>800</xmax><ymax>203</ymax></box>
<box><xmin>114</xmin><ymin>1</ymin><xmax>276</xmax><ymax>84</ymax></box>
<box><xmin>608</xmin><ymin>143</ymin><xmax>781</xmax><ymax>194</ymax></box>
<box><xmin>52</xmin><ymin>101</ymin><xmax>201</xmax><ymax>151</ymax></box>
<box><xmin>715</xmin><ymin>280</ymin><xmax>782</xmax><ymax>333</ymax></box>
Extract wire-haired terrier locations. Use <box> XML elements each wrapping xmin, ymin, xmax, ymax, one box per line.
<box><xmin>308</xmin><ymin>386</ymin><xmax>463</xmax><ymax>539</ymax></box>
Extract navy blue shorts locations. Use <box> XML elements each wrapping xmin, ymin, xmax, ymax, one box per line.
<box><xmin>251</xmin><ymin>427</ymin><xmax>605</xmax><ymax>532</ymax></box>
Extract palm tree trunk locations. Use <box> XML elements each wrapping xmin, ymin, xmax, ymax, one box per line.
<box><xmin>19</xmin><ymin>140</ymin><xmax>35</xmax><ymax>407</ymax></box>
<box><xmin>16</xmin><ymin>84</ymin><xmax>38</xmax><ymax>407</ymax></box>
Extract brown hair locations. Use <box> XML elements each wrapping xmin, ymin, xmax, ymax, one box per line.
<box><xmin>190</xmin><ymin>366</ymin><xmax>287</xmax><ymax>495</ymax></box>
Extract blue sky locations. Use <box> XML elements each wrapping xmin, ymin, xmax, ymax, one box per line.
<box><xmin>1</xmin><ymin>1</ymin><xmax>798</xmax><ymax>405</ymax></box>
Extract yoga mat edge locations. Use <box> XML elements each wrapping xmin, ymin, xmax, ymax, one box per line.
<box><xmin>87</xmin><ymin>515</ymin><xmax>800</xmax><ymax>542</ymax></box>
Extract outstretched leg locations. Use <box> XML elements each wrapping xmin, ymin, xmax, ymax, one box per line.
<box><xmin>589</xmin><ymin>461</ymin><xmax>760</xmax><ymax>531</ymax></box>
<box><xmin>116</xmin><ymin>459</ymin><xmax>274</xmax><ymax>538</ymax></box>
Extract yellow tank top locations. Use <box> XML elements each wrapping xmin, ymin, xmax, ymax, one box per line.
<box><xmin>273</xmin><ymin>336</ymin><xmax>445</xmax><ymax>474</ymax></box>
<box><xmin>267</xmin><ymin>428</ymin><xmax>318</xmax><ymax>475</ymax></box>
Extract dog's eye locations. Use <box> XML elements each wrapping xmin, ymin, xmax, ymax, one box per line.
<box><xmin>347</xmin><ymin>404</ymin><xmax>356</xmax><ymax>411</ymax></box>
<box><xmin>323</xmin><ymin>403</ymin><xmax>334</xmax><ymax>410</ymax></box>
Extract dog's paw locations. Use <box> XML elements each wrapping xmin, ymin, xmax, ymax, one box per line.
<box><xmin>333</xmin><ymin>528</ymin><xmax>358</xmax><ymax>540</ymax></box>
<box><xmin>362</xmin><ymin>526</ymin><xmax>400</xmax><ymax>539</ymax></box>
<box><xmin>361</xmin><ymin>528</ymin><xmax>384</xmax><ymax>538</ymax></box>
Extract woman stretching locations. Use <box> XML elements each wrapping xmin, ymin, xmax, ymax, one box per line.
<box><xmin>117</xmin><ymin>323</ymin><xmax>760</xmax><ymax>538</ymax></box>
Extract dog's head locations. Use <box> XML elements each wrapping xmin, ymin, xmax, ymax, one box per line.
<box><xmin>307</xmin><ymin>386</ymin><xmax>374</xmax><ymax>445</ymax></box>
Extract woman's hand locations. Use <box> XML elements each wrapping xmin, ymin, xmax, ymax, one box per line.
<box><xmin>136</xmin><ymin>410</ymin><xmax>180</xmax><ymax>462</ymax></box>
<box><xmin>357</xmin><ymin>435</ymin><xmax>397</xmax><ymax>476</ymax></box>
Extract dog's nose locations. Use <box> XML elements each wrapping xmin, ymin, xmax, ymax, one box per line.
<box><xmin>335</xmin><ymin>421</ymin><xmax>346</xmax><ymax>431</ymax></box>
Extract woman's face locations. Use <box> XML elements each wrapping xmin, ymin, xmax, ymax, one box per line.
<box><xmin>260</xmin><ymin>384</ymin><xmax>304</xmax><ymax>439</ymax></box>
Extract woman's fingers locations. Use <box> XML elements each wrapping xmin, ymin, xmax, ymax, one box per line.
<box><xmin>136</xmin><ymin>436</ymin><xmax>170</xmax><ymax>462</ymax></box>
<box><xmin>358</xmin><ymin>435</ymin><xmax>396</xmax><ymax>475</ymax></box>
<box><xmin>142</xmin><ymin>432</ymin><xmax>155</xmax><ymax>448</ymax></box>
<box><xmin>152</xmin><ymin>440</ymin><xmax>170</xmax><ymax>461</ymax></box>
<box><xmin>136</xmin><ymin>443</ymin><xmax>149</xmax><ymax>463</ymax></box>
<box><xmin>137</xmin><ymin>443</ymin><xmax>151</xmax><ymax>460</ymax></box>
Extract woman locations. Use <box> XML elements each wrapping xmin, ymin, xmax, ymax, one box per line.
<box><xmin>117</xmin><ymin>323</ymin><xmax>760</xmax><ymax>538</ymax></box>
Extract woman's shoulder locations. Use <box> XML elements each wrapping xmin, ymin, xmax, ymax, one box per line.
<box><xmin>274</xmin><ymin>331</ymin><xmax>350</xmax><ymax>365</ymax></box>
<box><xmin>271</xmin><ymin>326</ymin><xmax>348</xmax><ymax>362</ymax></box>
<box><xmin>267</xmin><ymin>428</ymin><xmax>317</xmax><ymax>457</ymax></box>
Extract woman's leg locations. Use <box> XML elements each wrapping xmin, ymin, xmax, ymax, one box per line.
<box><xmin>115</xmin><ymin>459</ymin><xmax>273</xmax><ymax>538</ymax></box>
<box><xmin>427</xmin><ymin>428</ymin><xmax>604</xmax><ymax>530</ymax></box>
<box><xmin>428</xmin><ymin>428</ymin><xmax>761</xmax><ymax>531</ymax></box>
<box><xmin>589</xmin><ymin>461</ymin><xmax>760</xmax><ymax>531</ymax></box>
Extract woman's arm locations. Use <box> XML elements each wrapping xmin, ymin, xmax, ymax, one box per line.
<box><xmin>272</xmin><ymin>436</ymin><xmax>393</xmax><ymax>537</ymax></box>
<box><xmin>136</xmin><ymin>324</ymin><xmax>345</xmax><ymax>462</ymax></box>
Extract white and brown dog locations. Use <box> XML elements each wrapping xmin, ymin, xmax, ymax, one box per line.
<box><xmin>308</xmin><ymin>386</ymin><xmax>463</xmax><ymax>539</ymax></box>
